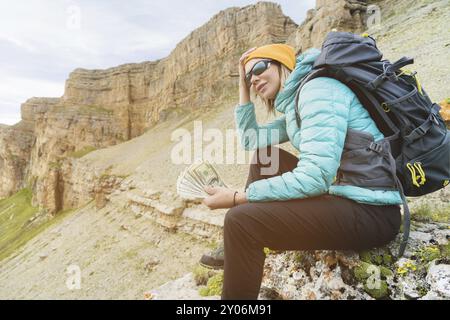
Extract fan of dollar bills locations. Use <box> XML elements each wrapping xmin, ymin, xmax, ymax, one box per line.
<box><xmin>176</xmin><ymin>160</ymin><xmax>228</xmax><ymax>199</ymax></box>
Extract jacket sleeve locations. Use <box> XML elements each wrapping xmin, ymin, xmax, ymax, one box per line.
<box><xmin>235</xmin><ymin>102</ymin><xmax>289</xmax><ymax>151</ymax></box>
<box><xmin>246</xmin><ymin>78</ymin><xmax>352</xmax><ymax>202</ymax></box>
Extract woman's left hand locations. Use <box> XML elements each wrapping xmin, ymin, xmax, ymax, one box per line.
<box><xmin>203</xmin><ymin>186</ymin><xmax>247</xmax><ymax>210</ymax></box>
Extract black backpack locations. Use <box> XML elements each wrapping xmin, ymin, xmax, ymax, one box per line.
<box><xmin>294</xmin><ymin>32</ymin><xmax>450</xmax><ymax>257</ymax></box>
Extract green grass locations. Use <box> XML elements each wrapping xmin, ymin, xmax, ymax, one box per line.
<box><xmin>411</xmin><ymin>202</ymin><xmax>450</xmax><ymax>223</ymax></box>
<box><xmin>68</xmin><ymin>146</ymin><xmax>97</xmax><ymax>158</ymax></box>
<box><xmin>199</xmin><ymin>272</ymin><xmax>223</xmax><ymax>297</ymax></box>
<box><xmin>0</xmin><ymin>189</ymin><xmax>75</xmax><ymax>262</ymax></box>
<box><xmin>48</xmin><ymin>161</ymin><xmax>62</xmax><ymax>169</ymax></box>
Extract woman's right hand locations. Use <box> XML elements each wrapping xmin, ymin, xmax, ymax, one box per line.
<box><xmin>238</xmin><ymin>47</ymin><xmax>257</xmax><ymax>105</ymax></box>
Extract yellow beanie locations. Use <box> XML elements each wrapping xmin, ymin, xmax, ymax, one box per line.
<box><xmin>244</xmin><ymin>44</ymin><xmax>296</xmax><ymax>71</ymax></box>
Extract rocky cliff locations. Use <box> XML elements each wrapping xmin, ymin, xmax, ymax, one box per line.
<box><xmin>286</xmin><ymin>0</ymin><xmax>368</xmax><ymax>52</ymax></box>
<box><xmin>0</xmin><ymin>0</ymin><xmax>449</xmax><ymax>300</ymax></box>
<box><xmin>0</xmin><ymin>1</ymin><xmax>303</xmax><ymax>212</ymax></box>
<box><xmin>0</xmin><ymin>122</ymin><xmax>34</xmax><ymax>198</ymax></box>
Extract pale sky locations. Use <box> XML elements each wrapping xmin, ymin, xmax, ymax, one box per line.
<box><xmin>0</xmin><ymin>0</ymin><xmax>315</xmax><ymax>125</ymax></box>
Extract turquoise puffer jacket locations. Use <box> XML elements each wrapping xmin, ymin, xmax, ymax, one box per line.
<box><xmin>235</xmin><ymin>48</ymin><xmax>402</xmax><ymax>205</ymax></box>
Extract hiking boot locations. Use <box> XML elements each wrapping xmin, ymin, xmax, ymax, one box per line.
<box><xmin>199</xmin><ymin>246</ymin><xmax>224</xmax><ymax>269</ymax></box>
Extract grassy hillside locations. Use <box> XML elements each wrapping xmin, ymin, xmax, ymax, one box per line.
<box><xmin>0</xmin><ymin>189</ymin><xmax>74</xmax><ymax>261</ymax></box>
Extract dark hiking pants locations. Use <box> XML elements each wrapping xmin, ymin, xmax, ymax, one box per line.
<box><xmin>221</xmin><ymin>146</ymin><xmax>401</xmax><ymax>300</ymax></box>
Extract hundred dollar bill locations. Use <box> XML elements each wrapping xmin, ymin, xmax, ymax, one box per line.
<box><xmin>176</xmin><ymin>160</ymin><xmax>228</xmax><ymax>199</ymax></box>
<box><xmin>187</xmin><ymin>161</ymin><xmax>227</xmax><ymax>188</ymax></box>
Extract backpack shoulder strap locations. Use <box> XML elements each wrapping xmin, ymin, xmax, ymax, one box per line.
<box><xmin>294</xmin><ymin>68</ymin><xmax>329</xmax><ymax>127</ymax></box>
<box><xmin>294</xmin><ymin>67</ymin><xmax>401</xmax><ymax>146</ymax></box>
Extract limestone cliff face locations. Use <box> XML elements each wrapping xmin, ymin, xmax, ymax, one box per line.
<box><xmin>62</xmin><ymin>2</ymin><xmax>298</xmax><ymax>136</ymax></box>
<box><xmin>21</xmin><ymin>97</ymin><xmax>127</xmax><ymax>212</ymax></box>
<box><xmin>0</xmin><ymin>123</ymin><xmax>34</xmax><ymax>198</ymax></box>
<box><xmin>0</xmin><ymin>2</ymin><xmax>301</xmax><ymax>213</ymax></box>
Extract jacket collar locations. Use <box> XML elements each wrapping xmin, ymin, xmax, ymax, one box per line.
<box><xmin>274</xmin><ymin>48</ymin><xmax>321</xmax><ymax>114</ymax></box>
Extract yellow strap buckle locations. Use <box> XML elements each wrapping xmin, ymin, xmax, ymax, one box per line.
<box><xmin>406</xmin><ymin>162</ymin><xmax>426</xmax><ymax>187</ymax></box>
<box><xmin>399</xmin><ymin>68</ymin><xmax>423</xmax><ymax>95</ymax></box>
<box><xmin>414</xmin><ymin>74</ymin><xmax>423</xmax><ymax>95</ymax></box>
<box><xmin>414</xmin><ymin>162</ymin><xmax>426</xmax><ymax>185</ymax></box>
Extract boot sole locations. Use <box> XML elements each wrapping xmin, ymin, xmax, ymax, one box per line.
<box><xmin>199</xmin><ymin>262</ymin><xmax>224</xmax><ymax>270</ymax></box>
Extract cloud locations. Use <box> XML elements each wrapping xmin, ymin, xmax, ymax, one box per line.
<box><xmin>0</xmin><ymin>114</ymin><xmax>22</xmax><ymax>126</ymax></box>
<box><xmin>0</xmin><ymin>76</ymin><xmax>64</xmax><ymax>101</ymax></box>
<box><xmin>0</xmin><ymin>76</ymin><xmax>64</xmax><ymax>125</ymax></box>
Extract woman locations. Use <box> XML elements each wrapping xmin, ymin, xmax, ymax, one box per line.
<box><xmin>202</xmin><ymin>44</ymin><xmax>403</xmax><ymax>300</ymax></box>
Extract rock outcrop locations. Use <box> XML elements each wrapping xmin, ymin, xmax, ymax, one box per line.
<box><xmin>21</xmin><ymin>97</ymin><xmax>128</xmax><ymax>212</ymax></box>
<box><xmin>259</xmin><ymin>218</ymin><xmax>449</xmax><ymax>300</ymax></box>
<box><xmin>0</xmin><ymin>122</ymin><xmax>34</xmax><ymax>198</ymax></box>
<box><xmin>286</xmin><ymin>0</ymin><xmax>369</xmax><ymax>52</ymax></box>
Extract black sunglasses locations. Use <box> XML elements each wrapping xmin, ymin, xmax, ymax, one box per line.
<box><xmin>245</xmin><ymin>59</ymin><xmax>277</xmax><ymax>86</ymax></box>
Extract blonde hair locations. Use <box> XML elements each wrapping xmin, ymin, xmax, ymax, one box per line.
<box><xmin>250</xmin><ymin>63</ymin><xmax>292</xmax><ymax>115</ymax></box>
